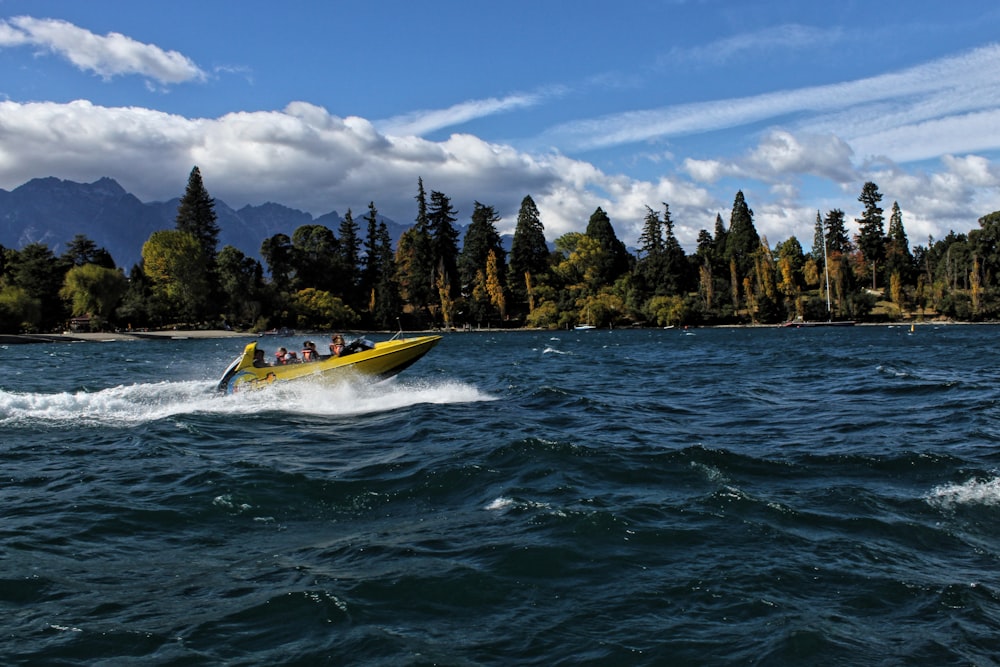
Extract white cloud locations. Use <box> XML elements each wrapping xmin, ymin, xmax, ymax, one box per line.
<box><xmin>746</xmin><ymin>131</ymin><xmax>856</xmax><ymax>183</ymax></box>
<box><xmin>0</xmin><ymin>16</ymin><xmax>206</xmax><ymax>84</ymax></box>
<box><xmin>377</xmin><ymin>91</ymin><xmax>550</xmax><ymax>137</ymax></box>
<box><xmin>666</xmin><ymin>24</ymin><xmax>839</xmax><ymax>67</ymax></box>
<box><xmin>0</xmin><ymin>96</ymin><xmax>996</xmax><ymax>256</ymax></box>
<box><xmin>542</xmin><ymin>43</ymin><xmax>1000</xmax><ymax>164</ymax></box>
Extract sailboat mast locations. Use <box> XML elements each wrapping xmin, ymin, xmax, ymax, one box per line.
<box><xmin>822</xmin><ymin>225</ymin><xmax>832</xmax><ymax>319</ymax></box>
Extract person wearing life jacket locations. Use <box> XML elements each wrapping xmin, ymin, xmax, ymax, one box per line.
<box><xmin>275</xmin><ymin>347</ymin><xmax>288</xmax><ymax>365</ymax></box>
<box><xmin>301</xmin><ymin>341</ymin><xmax>318</xmax><ymax>362</ymax></box>
<box><xmin>329</xmin><ymin>334</ymin><xmax>345</xmax><ymax>357</ymax></box>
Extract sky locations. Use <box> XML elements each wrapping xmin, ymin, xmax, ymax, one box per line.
<box><xmin>2</xmin><ymin>1</ymin><xmax>1000</xmax><ymax>253</ymax></box>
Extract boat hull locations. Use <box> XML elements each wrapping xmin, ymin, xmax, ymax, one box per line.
<box><xmin>216</xmin><ymin>335</ymin><xmax>442</xmax><ymax>394</ymax></box>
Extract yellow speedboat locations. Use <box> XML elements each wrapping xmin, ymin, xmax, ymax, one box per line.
<box><xmin>216</xmin><ymin>335</ymin><xmax>442</xmax><ymax>394</ymax></box>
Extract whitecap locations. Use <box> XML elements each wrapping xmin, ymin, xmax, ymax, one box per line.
<box><xmin>926</xmin><ymin>477</ymin><xmax>1000</xmax><ymax>509</ymax></box>
<box><xmin>485</xmin><ymin>497</ymin><xmax>514</xmax><ymax>511</ymax></box>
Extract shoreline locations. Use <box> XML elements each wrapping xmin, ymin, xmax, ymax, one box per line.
<box><xmin>0</xmin><ymin>330</ymin><xmax>254</xmax><ymax>345</ymax></box>
<box><xmin>0</xmin><ymin>319</ymin><xmax>975</xmax><ymax>345</ymax></box>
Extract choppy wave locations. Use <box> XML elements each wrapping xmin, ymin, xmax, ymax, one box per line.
<box><xmin>5</xmin><ymin>327</ymin><xmax>1000</xmax><ymax>665</ymax></box>
<box><xmin>927</xmin><ymin>476</ymin><xmax>1000</xmax><ymax>508</ymax></box>
<box><xmin>0</xmin><ymin>377</ymin><xmax>493</xmax><ymax>428</ymax></box>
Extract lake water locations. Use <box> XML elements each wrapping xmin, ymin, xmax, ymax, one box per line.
<box><xmin>2</xmin><ymin>325</ymin><xmax>999</xmax><ymax>665</ymax></box>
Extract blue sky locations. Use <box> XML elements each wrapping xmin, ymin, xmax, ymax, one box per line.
<box><xmin>2</xmin><ymin>1</ymin><xmax>1000</xmax><ymax>252</ymax></box>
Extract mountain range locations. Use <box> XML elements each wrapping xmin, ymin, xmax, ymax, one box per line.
<box><xmin>0</xmin><ymin>177</ymin><xmax>413</xmax><ymax>269</ymax></box>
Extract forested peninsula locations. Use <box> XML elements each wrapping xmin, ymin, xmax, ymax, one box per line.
<box><xmin>2</xmin><ymin>167</ymin><xmax>998</xmax><ymax>335</ymax></box>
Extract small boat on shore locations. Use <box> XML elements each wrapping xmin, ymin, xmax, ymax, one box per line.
<box><xmin>216</xmin><ymin>334</ymin><xmax>442</xmax><ymax>394</ymax></box>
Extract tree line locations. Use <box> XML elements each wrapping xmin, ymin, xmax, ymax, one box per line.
<box><xmin>2</xmin><ymin>166</ymin><xmax>1000</xmax><ymax>334</ymax></box>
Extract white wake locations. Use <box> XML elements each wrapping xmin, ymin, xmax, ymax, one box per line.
<box><xmin>0</xmin><ymin>376</ymin><xmax>494</xmax><ymax>428</ymax></box>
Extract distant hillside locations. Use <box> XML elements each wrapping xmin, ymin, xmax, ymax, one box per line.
<box><xmin>0</xmin><ymin>177</ymin><xmax>413</xmax><ymax>269</ymax></box>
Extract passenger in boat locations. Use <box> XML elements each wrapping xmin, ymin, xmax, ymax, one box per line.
<box><xmin>301</xmin><ymin>341</ymin><xmax>318</xmax><ymax>362</ymax></box>
<box><xmin>275</xmin><ymin>347</ymin><xmax>298</xmax><ymax>364</ymax></box>
<box><xmin>329</xmin><ymin>334</ymin><xmax>346</xmax><ymax>357</ymax></box>
<box><xmin>253</xmin><ymin>348</ymin><xmax>267</xmax><ymax>368</ymax></box>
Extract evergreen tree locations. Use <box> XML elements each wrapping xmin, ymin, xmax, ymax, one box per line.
<box><xmin>637</xmin><ymin>205</ymin><xmax>665</xmax><ymax>257</ymax></box>
<box><xmin>396</xmin><ymin>178</ymin><xmax>436</xmax><ymax>317</ymax></box>
<box><xmin>724</xmin><ymin>190</ymin><xmax>760</xmax><ymax>277</ymax></box>
<box><xmin>712</xmin><ymin>212</ymin><xmax>728</xmax><ymax>264</ymax></box>
<box><xmin>116</xmin><ymin>264</ymin><xmax>152</xmax><ymax>328</ymax></box>
<box><xmin>856</xmin><ymin>181</ymin><xmax>885</xmax><ymax>289</ymax></box>
<box><xmin>695</xmin><ymin>228</ymin><xmax>714</xmax><ymax>262</ymax></box>
<box><xmin>661</xmin><ymin>204</ymin><xmax>688</xmax><ymax>295</ymax></box>
<box><xmin>291</xmin><ymin>224</ymin><xmax>340</xmax><ymax>293</ymax></box>
<box><xmin>260</xmin><ymin>233</ymin><xmax>295</xmax><ymax>292</ymax></box>
<box><xmin>428</xmin><ymin>190</ymin><xmax>460</xmax><ymax>302</ymax></box>
<box><xmin>174</xmin><ymin>166</ymin><xmax>220</xmax><ymax>321</ymax></box>
<box><xmin>175</xmin><ymin>166</ymin><xmax>220</xmax><ymax>264</ymax></box>
<box><xmin>823</xmin><ymin>209</ymin><xmax>854</xmax><ymax>317</ymax></box>
<box><xmin>459</xmin><ymin>202</ymin><xmax>505</xmax><ymax>289</ymax></box>
<box><xmin>636</xmin><ymin>203</ymin><xmax>686</xmax><ymax>295</ymax></box>
<box><xmin>337</xmin><ymin>208</ymin><xmax>363</xmax><ymax>309</ymax></box>
<box><xmin>372</xmin><ymin>221</ymin><xmax>403</xmax><ymax>329</ymax></box>
<box><xmin>824</xmin><ymin>209</ymin><xmax>852</xmax><ymax>255</ymax></box>
<box><xmin>884</xmin><ymin>201</ymin><xmax>914</xmax><ymax>284</ymax></box>
<box><xmin>635</xmin><ymin>206</ymin><xmax>666</xmax><ymax>296</ymax></box>
<box><xmin>361</xmin><ymin>202</ymin><xmax>381</xmax><ymax>306</ymax></box>
<box><xmin>812</xmin><ymin>211</ymin><xmax>826</xmax><ymax>263</ymax></box>
<box><xmin>217</xmin><ymin>245</ymin><xmax>265</xmax><ymax>327</ymax></box>
<box><xmin>62</xmin><ymin>234</ymin><xmax>115</xmax><ymax>269</ymax></box>
<box><xmin>460</xmin><ymin>202</ymin><xmax>506</xmax><ymax>323</ymax></box>
<box><xmin>508</xmin><ymin>194</ymin><xmax>549</xmax><ymax>315</ymax></box>
<box><xmin>6</xmin><ymin>243</ymin><xmax>67</xmax><ymax>331</ymax></box>
<box><xmin>584</xmin><ymin>207</ymin><xmax>630</xmax><ymax>285</ymax></box>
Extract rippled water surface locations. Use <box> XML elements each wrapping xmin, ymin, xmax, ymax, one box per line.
<box><xmin>2</xmin><ymin>326</ymin><xmax>1000</xmax><ymax>665</ymax></box>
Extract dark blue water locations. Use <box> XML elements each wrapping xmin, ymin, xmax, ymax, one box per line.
<box><xmin>2</xmin><ymin>326</ymin><xmax>999</xmax><ymax>665</ymax></box>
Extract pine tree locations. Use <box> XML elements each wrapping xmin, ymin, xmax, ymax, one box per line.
<box><xmin>428</xmin><ymin>190</ymin><xmax>460</xmax><ymax>302</ymax></box>
<box><xmin>372</xmin><ymin>221</ymin><xmax>402</xmax><ymax>329</ymax></box>
<box><xmin>260</xmin><ymin>233</ymin><xmax>295</xmax><ymax>292</ymax></box>
<box><xmin>338</xmin><ymin>208</ymin><xmax>362</xmax><ymax>309</ymax></box>
<box><xmin>884</xmin><ymin>201</ymin><xmax>914</xmax><ymax>284</ymax></box>
<box><xmin>175</xmin><ymin>166</ymin><xmax>219</xmax><ymax>264</ymax></box>
<box><xmin>508</xmin><ymin>195</ymin><xmax>549</xmax><ymax>314</ymax></box>
<box><xmin>62</xmin><ymin>234</ymin><xmax>115</xmax><ymax>269</ymax></box>
<box><xmin>395</xmin><ymin>179</ymin><xmax>436</xmax><ymax>317</ymax></box>
<box><xmin>459</xmin><ymin>202</ymin><xmax>506</xmax><ymax>323</ymax></box>
<box><xmin>584</xmin><ymin>207</ymin><xmax>630</xmax><ymax>285</ymax></box>
<box><xmin>724</xmin><ymin>190</ymin><xmax>760</xmax><ymax>278</ymax></box>
<box><xmin>856</xmin><ymin>181</ymin><xmax>885</xmax><ymax>289</ymax></box>
<box><xmin>661</xmin><ymin>203</ymin><xmax>688</xmax><ymax>294</ymax></box>
<box><xmin>361</xmin><ymin>202</ymin><xmax>380</xmax><ymax>306</ymax></box>
<box><xmin>291</xmin><ymin>224</ymin><xmax>340</xmax><ymax>293</ymax></box>
<box><xmin>824</xmin><ymin>209</ymin><xmax>852</xmax><ymax>255</ymax></box>
<box><xmin>812</xmin><ymin>211</ymin><xmax>825</xmax><ymax>263</ymax></box>
<box><xmin>174</xmin><ymin>166</ymin><xmax>220</xmax><ymax>321</ymax></box>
